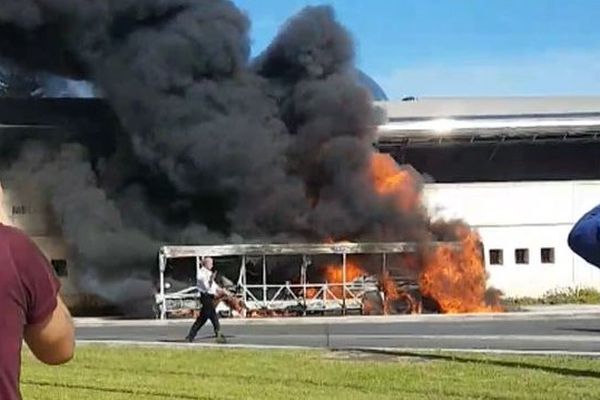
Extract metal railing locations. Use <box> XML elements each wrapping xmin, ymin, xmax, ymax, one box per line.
<box><xmin>239</xmin><ymin>280</ymin><xmax>375</xmax><ymax>314</ymax></box>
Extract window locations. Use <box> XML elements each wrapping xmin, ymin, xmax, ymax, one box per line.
<box><xmin>11</xmin><ymin>205</ymin><xmax>27</xmax><ymax>215</ymax></box>
<box><xmin>515</xmin><ymin>249</ymin><xmax>529</xmax><ymax>265</ymax></box>
<box><xmin>489</xmin><ymin>249</ymin><xmax>503</xmax><ymax>265</ymax></box>
<box><xmin>51</xmin><ymin>259</ymin><xmax>68</xmax><ymax>277</ymax></box>
<box><xmin>541</xmin><ymin>248</ymin><xmax>555</xmax><ymax>264</ymax></box>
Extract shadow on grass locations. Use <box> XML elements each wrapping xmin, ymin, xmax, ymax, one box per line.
<box><xmin>23</xmin><ymin>364</ymin><xmax>505</xmax><ymax>400</ymax></box>
<box><xmin>55</xmin><ymin>362</ymin><xmax>372</xmax><ymax>394</ymax></box>
<box><xmin>24</xmin><ymin>351</ymin><xmax>529</xmax><ymax>400</ymax></box>
<box><xmin>345</xmin><ymin>349</ymin><xmax>600</xmax><ymax>379</ymax></box>
<box><xmin>21</xmin><ymin>380</ymin><xmax>208</xmax><ymax>400</ymax></box>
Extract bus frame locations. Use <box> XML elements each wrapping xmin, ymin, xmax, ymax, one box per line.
<box><xmin>155</xmin><ymin>242</ymin><xmax>440</xmax><ymax>320</ymax></box>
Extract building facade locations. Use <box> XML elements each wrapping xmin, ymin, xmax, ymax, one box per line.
<box><xmin>378</xmin><ymin>96</ymin><xmax>600</xmax><ymax>297</ymax></box>
<box><xmin>424</xmin><ymin>180</ymin><xmax>600</xmax><ymax>297</ymax></box>
<box><xmin>0</xmin><ymin>183</ymin><xmax>76</xmax><ymax>300</ymax></box>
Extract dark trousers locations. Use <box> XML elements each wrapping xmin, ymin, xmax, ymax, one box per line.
<box><xmin>187</xmin><ymin>293</ymin><xmax>220</xmax><ymax>340</ymax></box>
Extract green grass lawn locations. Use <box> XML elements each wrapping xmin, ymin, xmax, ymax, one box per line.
<box><xmin>21</xmin><ymin>345</ymin><xmax>600</xmax><ymax>400</ymax></box>
<box><xmin>503</xmin><ymin>287</ymin><xmax>600</xmax><ymax>307</ymax></box>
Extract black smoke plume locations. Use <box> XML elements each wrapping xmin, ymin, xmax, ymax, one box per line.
<box><xmin>0</xmin><ymin>1</ymin><xmax>441</xmax><ymax>311</ymax></box>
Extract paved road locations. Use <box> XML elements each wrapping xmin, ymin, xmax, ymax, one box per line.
<box><xmin>76</xmin><ymin>311</ymin><xmax>600</xmax><ymax>353</ymax></box>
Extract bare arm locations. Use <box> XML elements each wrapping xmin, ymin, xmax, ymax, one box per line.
<box><xmin>24</xmin><ymin>295</ymin><xmax>75</xmax><ymax>365</ymax></box>
<box><xmin>8</xmin><ymin>227</ymin><xmax>75</xmax><ymax>365</ymax></box>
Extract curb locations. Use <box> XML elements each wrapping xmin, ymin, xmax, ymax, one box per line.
<box><xmin>75</xmin><ymin>340</ymin><xmax>600</xmax><ymax>357</ymax></box>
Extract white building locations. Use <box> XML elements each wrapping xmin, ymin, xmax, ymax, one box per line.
<box><xmin>0</xmin><ymin>182</ymin><xmax>78</xmax><ymax>302</ymax></box>
<box><xmin>424</xmin><ymin>181</ymin><xmax>600</xmax><ymax>297</ymax></box>
<box><xmin>378</xmin><ymin>96</ymin><xmax>600</xmax><ymax>298</ymax></box>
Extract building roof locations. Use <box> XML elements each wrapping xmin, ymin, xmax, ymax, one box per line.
<box><xmin>375</xmin><ymin>96</ymin><xmax>600</xmax><ymax>147</ymax></box>
<box><xmin>377</xmin><ymin>96</ymin><xmax>600</xmax><ymax>120</ymax></box>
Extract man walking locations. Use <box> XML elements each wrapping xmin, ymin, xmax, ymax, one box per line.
<box><xmin>185</xmin><ymin>257</ymin><xmax>227</xmax><ymax>343</ymax></box>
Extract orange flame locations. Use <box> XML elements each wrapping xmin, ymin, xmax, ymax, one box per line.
<box><xmin>420</xmin><ymin>227</ymin><xmax>502</xmax><ymax>313</ymax></box>
<box><xmin>315</xmin><ymin>261</ymin><xmax>367</xmax><ymax>299</ymax></box>
<box><xmin>304</xmin><ymin>287</ymin><xmax>318</xmax><ymax>299</ymax></box>
<box><xmin>381</xmin><ymin>272</ymin><xmax>421</xmax><ymax>314</ymax></box>
<box><xmin>370</xmin><ymin>153</ymin><xmax>420</xmax><ymax>212</ymax></box>
<box><xmin>368</xmin><ymin>153</ymin><xmax>501</xmax><ymax>314</ymax></box>
<box><xmin>302</xmin><ymin>261</ymin><xmax>366</xmax><ymax>300</ymax></box>
<box><xmin>323</xmin><ymin>261</ymin><xmax>365</xmax><ymax>283</ymax></box>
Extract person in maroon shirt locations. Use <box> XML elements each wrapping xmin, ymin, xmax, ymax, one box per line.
<box><xmin>0</xmin><ymin>224</ymin><xmax>75</xmax><ymax>400</ymax></box>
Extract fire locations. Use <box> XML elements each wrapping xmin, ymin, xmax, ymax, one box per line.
<box><xmin>381</xmin><ymin>272</ymin><xmax>421</xmax><ymax>314</ymax></box>
<box><xmin>322</xmin><ymin>260</ymin><xmax>365</xmax><ymax>284</ymax></box>
<box><xmin>370</xmin><ymin>153</ymin><xmax>420</xmax><ymax>212</ymax></box>
<box><xmin>420</xmin><ymin>227</ymin><xmax>502</xmax><ymax>313</ymax></box>
<box><xmin>301</xmin><ymin>261</ymin><xmax>366</xmax><ymax>301</ymax></box>
<box><xmin>304</xmin><ymin>287</ymin><xmax>318</xmax><ymax>299</ymax></box>
<box><xmin>369</xmin><ymin>153</ymin><xmax>501</xmax><ymax>314</ymax></box>
<box><xmin>287</xmin><ymin>154</ymin><xmax>501</xmax><ymax>316</ymax></box>
<box><xmin>321</xmin><ymin>261</ymin><xmax>367</xmax><ymax>299</ymax></box>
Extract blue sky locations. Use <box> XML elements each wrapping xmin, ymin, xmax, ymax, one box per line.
<box><xmin>233</xmin><ymin>0</ymin><xmax>600</xmax><ymax>99</ymax></box>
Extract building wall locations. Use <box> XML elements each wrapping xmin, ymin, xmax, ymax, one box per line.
<box><xmin>0</xmin><ymin>183</ymin><xmax>76</xmax><ymax>296</ymax></box>
<box><xmin>423</xmin><ymin>180</ymin><xmax>600</xmax><ymax>297</ymax></box>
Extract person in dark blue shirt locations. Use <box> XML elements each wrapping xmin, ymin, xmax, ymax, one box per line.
<box><xmin>568</xmin><ymin>204</ymin><xmax>600</xmax><ymax>268</ymax></box>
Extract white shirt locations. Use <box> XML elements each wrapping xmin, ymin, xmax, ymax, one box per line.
<box><xmin>196</xmin><ymin>266</ymin><xmax>220</xmax><ymax>295</ymax></box>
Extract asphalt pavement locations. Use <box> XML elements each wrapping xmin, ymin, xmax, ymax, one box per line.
<box><xmin>75</xmin><ymin>306</ymin><xmax>600</xmax><ymax>354</ymax></box>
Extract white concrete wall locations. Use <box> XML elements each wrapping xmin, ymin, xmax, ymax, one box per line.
<box><xmin>0</xmin><ymin>185</ymin><xmax>76</xmax><ymax>295</ymax></box>
<box><xmin>423</xmin><ymin>180</ymin><xmax>600</xmax><ymax>297</ymax></box>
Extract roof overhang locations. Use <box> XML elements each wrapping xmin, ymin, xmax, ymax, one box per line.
<box><xmin>374</xmin><ymin>97</ymin><xmax>600</xmax><ymax>148</ymax></box>
<box><xmin>376</xmin><ymin>114</ymin><xmax>600</xmax><ymax>148</ymax></box>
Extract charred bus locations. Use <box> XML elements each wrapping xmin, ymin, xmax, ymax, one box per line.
<box><xmin>154</xmin><ymin>242</ymin><xmax>447</xmax><ymax>320</ymax></box>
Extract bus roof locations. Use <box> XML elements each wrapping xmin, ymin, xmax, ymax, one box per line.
<box><xmin>159</xmin><ymin>242</ymin><xmax>455</xmax><ymax>258</ymax></box>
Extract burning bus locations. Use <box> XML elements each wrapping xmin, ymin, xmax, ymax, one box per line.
<box><xmin>154</xmin><ymin>240</ymin><xmax>494</xmax><ymax>320</ymax></box>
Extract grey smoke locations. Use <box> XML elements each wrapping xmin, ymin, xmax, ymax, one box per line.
<box><xmin>4</xmin><ymin>143</ymin><xmax>155</xmax><ymax>298</ymax></box>
<box><xmin>0</xmin><ymin>1</ymin><xmax>448</xmax><ymax>310</ymax></box>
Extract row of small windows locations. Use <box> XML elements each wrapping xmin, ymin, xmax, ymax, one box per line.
<box><xmin>489</xmin><ymin>248</ymin><xmax>555</xmax><ymax>266</ymax></box>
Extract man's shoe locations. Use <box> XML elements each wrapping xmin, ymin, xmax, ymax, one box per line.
<box><xmin>215</xmin><ymin>332</ymin><xmax>227</xmax><ymax>344</ymax></box>
<box><xmin>185</xmin><ymin>335</ymin><xmax>194</xmax><ymax>343</ymax></box>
